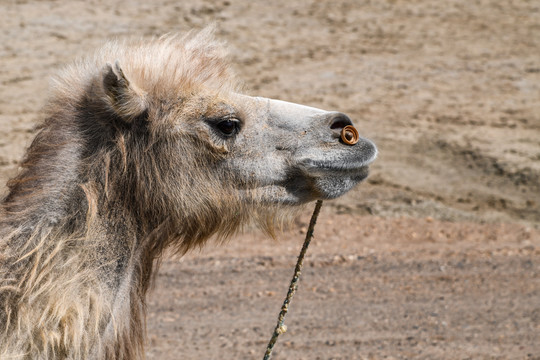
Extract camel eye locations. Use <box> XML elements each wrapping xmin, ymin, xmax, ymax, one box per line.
<box><xmin>215</xmin><ymin>118</ymin><xmax>240</xmax><ymax>137</ymax></box>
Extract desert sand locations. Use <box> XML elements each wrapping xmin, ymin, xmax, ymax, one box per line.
<box><xmin>1</xmin><ymin>1</ymin><xmax>539</xmax><ymax>359</ymax></box>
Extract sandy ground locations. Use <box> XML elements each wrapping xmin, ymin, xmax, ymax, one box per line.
<box><xmin>1</xmin><ymin>0</ymin><xmax>539</xmax><ymax>359</ymax></box>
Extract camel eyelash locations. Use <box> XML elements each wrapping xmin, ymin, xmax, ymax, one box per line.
<box><xmin>207</xmin><ymin>116</ymin><xmax>242</xmax><ymax>138</ymax></box>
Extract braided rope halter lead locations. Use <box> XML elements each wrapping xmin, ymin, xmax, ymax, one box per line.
<box><xmin>263</xmin><ymin>200</ymin><xmax>323</xmax><ymax>360</ymax></box>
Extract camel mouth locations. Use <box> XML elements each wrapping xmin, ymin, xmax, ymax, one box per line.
<box><xmin>300</xmin><ymin>160</ymin><xmax>372</xmax><ymax>174</ymax></box>
<box><xmin>297</xmin><ymin>147</ymin><xmax>377</xmax><ymax>175</ymax></box>
<box><xmin>317</xmin><ymin>164</ymin><xmax>371</xmax><ymax>183</ymax></box>
<box><xmin>296</xmin><ymin>137</ymin><xmax>378</xmax><ymax>175</ymax></box>
<box><xmin>248</xmin><ymin>162</ymin><xmax>372</xmax><ymax>205</ymax></box>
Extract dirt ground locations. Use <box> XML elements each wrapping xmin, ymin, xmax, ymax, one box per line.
<box><xmin>1</xmin><ymin>0</ymin><xmax>539</xmax><ymax>359</ymax></box>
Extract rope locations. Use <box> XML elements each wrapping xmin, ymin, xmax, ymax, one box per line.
<box><xmin>263</xmin><ymin>199</ymin><xmax>323</xmax><ymax>360</ymax></box>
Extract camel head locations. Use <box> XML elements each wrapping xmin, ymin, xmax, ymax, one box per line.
<box><xmin>48</xmin><ymin>30</ymin><xmax>376</xmax><ymax>244</ymax></box>
<box><xmin>99</xmin><ymin>62</ymin><xmax>376</xmax><ymax>209</ymax></box>
<box><xmin>197</xmin><ymin>93</ymin><xmax>377</xmax><ymax>205</ymax></box>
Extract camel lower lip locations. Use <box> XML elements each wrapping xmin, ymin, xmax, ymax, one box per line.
<box><xmin>300</xmin><ymin>160</ymin><xmax>371</xmax><ymax>174</ymax></box>
<box><xmin>305</xmin><ymin>164</ymin><xmax>370</xmax><ymax>183</ymax></box>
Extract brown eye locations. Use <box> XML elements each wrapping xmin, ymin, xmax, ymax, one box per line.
<box><xmin>215</xmin><ymin>119</ymin><xmax>240</xmax><ymax>137</ymax></box>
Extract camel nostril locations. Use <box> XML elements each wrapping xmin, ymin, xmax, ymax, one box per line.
<box><xmin>329</xmin><ymin>113</ymin><xmax>354</xmax><ymax>130</ymax></box>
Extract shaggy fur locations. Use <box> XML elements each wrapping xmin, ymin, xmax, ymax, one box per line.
<box><xmin>0</xmin><ymin>29</ymin><xmax>291</xmax><ymax>359</ymax></box>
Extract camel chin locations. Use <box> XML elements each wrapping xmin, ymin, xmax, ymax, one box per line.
<box><xmin>311</xmin><ymin>167</ymin><xmax>371</xmax><ymax>200</ymax></box>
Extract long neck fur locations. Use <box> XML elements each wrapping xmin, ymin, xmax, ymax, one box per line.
<box><xmin>0</xmin><ymin>89</ymin><xmax>181</xmax><ymax>359</ymax></box>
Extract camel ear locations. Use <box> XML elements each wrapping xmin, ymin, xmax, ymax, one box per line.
<box><xmin>103</xmin><ymin>61</ymin><xmax>147</xmax><ymax>121</ymax></box>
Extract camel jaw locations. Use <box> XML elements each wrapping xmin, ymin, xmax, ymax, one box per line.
<box><xmin>252</xmin><ymin>164</ymin><xmax>373</xmax><ymax>205</ymax></box>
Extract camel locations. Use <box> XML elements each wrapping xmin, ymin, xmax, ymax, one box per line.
<box><xmin>0</xmin><ymin>28</ymin><xmax>377</xmax><ymax>359</ymax></box>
